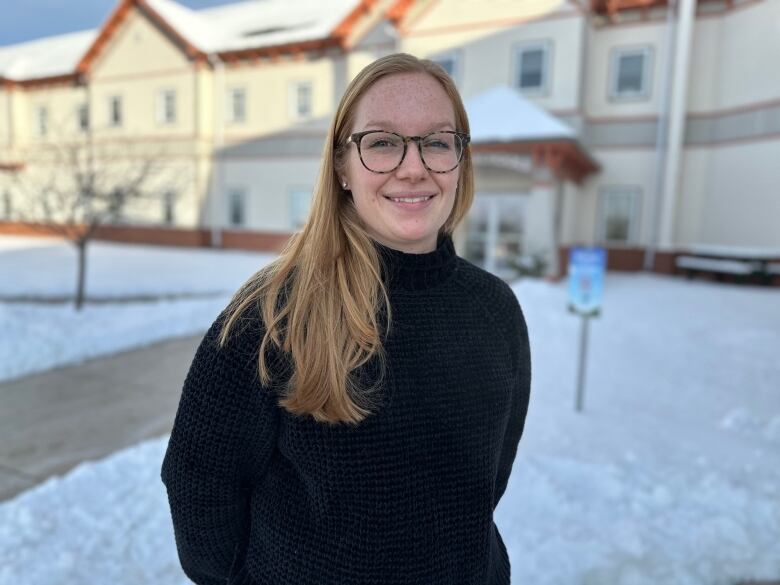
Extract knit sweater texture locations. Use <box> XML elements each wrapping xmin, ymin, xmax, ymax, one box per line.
<box><xmin>161</xmin><ymin>232</ymin><xmax>532</xmax><ymax>585</ymax></box>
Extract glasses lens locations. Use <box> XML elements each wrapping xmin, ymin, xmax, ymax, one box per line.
<box><xmin>421</xmin><ymin>132</ymin><xmax>463</xmax><ymax>172</ymax></box>
<box><xmin>359</xmin><ymin>132</ymin><xmax>404</xmax><ymax>172</ymax></box>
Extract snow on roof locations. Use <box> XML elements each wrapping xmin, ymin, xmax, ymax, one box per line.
<box><xmin>465</xmin><ymin>86</ymin><xmax>576</xmax><ymax>144</ymax></box>
<box><xmin>192</xmin><ymin>0</ymin><xmax>361</xmax><ymax>53</ymax></box>
<box><xmin>0</xmin><ymin>30</ymin><xmax>97</xmax><ymax>81</ymax></box>
<box><xmin>0</xmin><ymin>0</ymin><xmax>361</xmax><ymax>82</ymax></box>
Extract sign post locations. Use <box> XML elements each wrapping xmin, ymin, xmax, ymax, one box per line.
<box><xmin>567</xmin><ymin>247</ymin><xmax>607</xmax><ymax>413</ymax></box>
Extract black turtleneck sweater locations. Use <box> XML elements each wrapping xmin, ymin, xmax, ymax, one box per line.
<box><xmin>161</xmin><ymin>233</ymin><xmax>532</xmax><ymax>585</ymax></box>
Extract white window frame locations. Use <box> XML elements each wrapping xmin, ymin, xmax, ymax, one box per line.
<box><xmin>609</xmin><ymin>46</ymin><xmax>653</xmax><ymax>101</ymax></box>
<box><xmin>76</xmin><ymin>103</ymin><xmax>89</xmax><ymax>133</ymax></box>
<box><xmin>288</xmin><ymin>81</ymin><xmax>313</xmax><ymax>121</ymax></box>
<box><xmin>431</xmin><ymin>50</ymin><xmax>461</xmax><ymax>85</ymax></box>
<box><xmin>228</xmin><ymin>187</ymin><xmax>247</xmax><ymax>227</ymax></box>
<box><xmin>34</xmin><ymin>105</ymin><xmax>48</xmax><ymax>137</ymax></box>
<box><xmin>227</xmin><ymin>87</ymin><xmax>247</xmax><ymax>123</ymax></box>
<box><xmin>596</xmin><ymin>186</ymin><xmax>642</xmax><ymax>245</ymax></box>
<box><xmin>289</xmin><ymin>187</ymin><xmax>313</xmax><ymax>230</ymax></box>
<box><xmin>156</xmin><ymin>89</ymin><xmax>177</xmax><ymax>125</ymax></box>
<box><xmin>108</xmin><ymin>95</ymin><xmax>123</xmax><ymax>127</ymax></box>
<box><xmin>512</xmin><ymin>40</ymin><xmax>552</xmax><ymax>96</ymax></box>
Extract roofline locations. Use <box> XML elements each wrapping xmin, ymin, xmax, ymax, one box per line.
<box><xmin>0</xmin><ymin>162</ymin><xmax>26</xmax><ymax>172</ymax></box>
<box><xmin>216</xmin><ymin>38</ymin><xmax>343</xmax><ymax>62</ymax></box>
<box><xmin>6</xmin><ymin>0</ymin><xmax>391</xmax><ymax>80</ymax></box>
<box><xmin>216</xmin><ymin>0</ymin><xmax>385</xmax><ymax>61</ymax></box>
<box><xmin>472</xmin><ymin>138</ymin><xmax>600</xmax><ymax>184</ymax></box>
<box><xmin>332</xmin><ymin>0</ymin><xmax>379</xmax><ymax>45</ymax></box>
<box><xmin>590</xmin><ymin>0</ymin><xmax>735</xmax><ymax>17</ymax></box>
<box><xmin>76</xmin><ymin>0</ymin><xmax>205</xmax><ymax>76</ymax></box>
<box><xmin>386</xmin><ymin>0</ymin><xmax>417</xmax><ymax>25</ymax></box>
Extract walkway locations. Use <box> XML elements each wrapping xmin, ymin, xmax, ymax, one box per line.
<box><xmin>0</xmin><ymin>334</ymin><xmax>200</xmax><ymax>501</ymax></box>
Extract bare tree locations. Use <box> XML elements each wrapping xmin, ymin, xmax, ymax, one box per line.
<box><xmin>8</xmin><ymin>134</ymin><xmax>184</xmax><ymax>311</ymax></box>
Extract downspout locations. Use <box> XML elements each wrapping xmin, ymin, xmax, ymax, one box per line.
<box><xmin>645</xmin><ymin>0</ymin><xmax>694</xmax><ymax>270</ymax></box>
<box><xmin>657</xmin><ymin>0</ymin><xmax>695</xmax><ymax>253</ymax></box>
<box><xmin>206</xmin><ymin>53</ymin><xmax>224</xmax><ymax>248</ymax></box>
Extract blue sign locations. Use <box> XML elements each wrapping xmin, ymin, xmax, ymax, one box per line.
<box><xmin>568</xmin><ymin>247</ymin><xmax>607</xmax><ymax>316</ymax></box>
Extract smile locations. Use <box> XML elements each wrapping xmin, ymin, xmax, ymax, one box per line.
<box><xmin>383</xmin><ymin>193</ymin><xmax>437</xmax><ymax>210</ymax></box>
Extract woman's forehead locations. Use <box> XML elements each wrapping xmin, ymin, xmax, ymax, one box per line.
<box><xmin>353</xmin><ymin>72</ymin><xmax>456</xmax><ymax>129</ymax></box>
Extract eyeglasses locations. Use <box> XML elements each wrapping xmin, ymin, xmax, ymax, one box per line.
<box><xmin>345</xmin><ymin>130</ymin><xmax>470</xmax><ymax>174</ymax></box>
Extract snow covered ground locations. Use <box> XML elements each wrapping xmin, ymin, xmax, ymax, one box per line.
<box><xmin>0</xmin><ymin>234</ymin><xmax>778</xmax><ymax>585</ymax></box>
<box><xmin>0</xmin><ymin>235</ymin><xmax>276</xmax><ymax>382</ymax></box>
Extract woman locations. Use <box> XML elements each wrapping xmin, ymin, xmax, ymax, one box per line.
<box><xmin>161</xmin><ymin>53</ymin><xmax>531</xmax><ymax>585</ymax></box>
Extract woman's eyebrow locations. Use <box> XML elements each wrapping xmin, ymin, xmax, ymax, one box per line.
<box><xmin>362</xmin><ymin>121</ymin><xmax>456</xmax><ymax>132</ymax></box>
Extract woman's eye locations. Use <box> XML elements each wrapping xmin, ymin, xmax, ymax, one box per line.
<box><xmin>367</xmin><ymin>138</ymin><xmax>399</xmax><ymax>148</ymax></box>
<box><xmin>424</xmin><ymin>140</ymin><xmax>450</xmax><ymax>150</ymax></box>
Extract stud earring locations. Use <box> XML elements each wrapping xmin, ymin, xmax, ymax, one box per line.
<box><xmin>342</xmin><ymin>181</ymin><xmax>348</xmax><ymax>189</ymax></box>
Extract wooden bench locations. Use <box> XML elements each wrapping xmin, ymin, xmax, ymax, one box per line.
<box><xmin>675</xmin><ymin>255</ymin><xmax>756</xmax><ymax>283</ymax></box>
<box><xmin>675</xmin><ymin>245</ymin><xmax>780</xmax><ymax>285</ymax></box>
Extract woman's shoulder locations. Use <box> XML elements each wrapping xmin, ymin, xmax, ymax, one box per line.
<box><xmin>454</xmin><ymin>256</ymin><xmax>520</xmax><ymax>310</ymax></box>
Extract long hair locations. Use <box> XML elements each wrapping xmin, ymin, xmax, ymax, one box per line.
<box><xmin>218</xmin><ymin>53</ymin><xmax>475</xmax><ymax>425</ymax></box>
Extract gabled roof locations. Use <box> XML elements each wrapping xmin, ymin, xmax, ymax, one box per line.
<box><xmin>465</xmin><ymin>86</ymin><xmax>599</xmax><ymax>183</ymax></box>
<box><xmin>466</xmin><ymin>86</ymin><xmax>576</xmax><ymax>143</ymax></box>
<box><xmin>0</xmin><ymin>30</ymin><xmax>97</xmax><ymax>82</ymax></box>
<box><xmin>0</xmin><ymin>0</ymin><xmax>382</xmax><ymax>83</ymax></box>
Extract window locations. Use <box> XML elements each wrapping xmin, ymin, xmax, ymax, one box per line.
<box><xmin>162</xmin><ymin>191</ymin><xmax>175</xmax><ymax>225</ymax></box>
<box><xmin>34</xmin><ymin>106</ymin><xmax>48</xmax><ymax>137</ymax></box>
<box><xmin>289</xmin><ymin>81</ymin><xmax>312</xmax><ymax>120</ymax></box>
<box><xmin>228</xmin><ymin>188</ymin><xmax>246</xmax><ymax>227</ymax></box>
<box><xmin>108</xmin><ymin>96</ymin><xmax>123</xmax><ymax>127</ymax></box>
<box><xmin>514</xmin><ymin>41</ymin><xmax>551</xmax><ymax>95</ymax></box>
<box><xmin>2</xmin><ymin>190</ymin><xmax>11</xmax><ymax>218</ymax></box>
<box><xmin>610</xmin><ymin>47</ymin><xmax>653</xmax><ymax>100</ymax></box>
<box><xmin>289</xmin><ymin>188</ymin><xmax>312</xmax><ymax>230</ymax></box>
<box><xmin>431</xmin><ymin>51</ymin><xmax>459</xmax><ymax>83</ymax></box>
<box><xmin>598</xmin><ymin>187</ymin><xmax>641</xmax><ymax>244</ymax></box>
<box><xmin>227</xmin><ymin>88</ymin><xmax>247</xmax><ymax>123</ymax></box>
<box><xmin>77</xmin><ymin>104</ymin><xmax>89</xmax><ymax>132</ymax></box>
<box><xmin>157</xmin><ymin>89</ymin><xmax>177</xmax><ymax>124</ymax></box>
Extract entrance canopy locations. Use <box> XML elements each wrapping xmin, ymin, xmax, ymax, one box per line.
<box><xmin>465</xmin><ymin>86</ymin><xmax>599</xmax><ymax>184</ymax></box>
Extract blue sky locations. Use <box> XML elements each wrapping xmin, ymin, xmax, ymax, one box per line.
<box><xmin>0</xmin><ymin>0</ymin><xmax>239</xmax><ymax>47</ymax></box>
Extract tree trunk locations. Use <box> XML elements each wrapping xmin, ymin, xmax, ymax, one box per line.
<box><xmin>75</xmin><ymin>241</ymin><xmax>87</xmax><ymax>311</ymax></box>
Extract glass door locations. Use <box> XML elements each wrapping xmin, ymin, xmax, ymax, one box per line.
<box><xmin>464</xmin><ymin>194</ymin><xmax>527</xmax><ymax>279</ymax></box>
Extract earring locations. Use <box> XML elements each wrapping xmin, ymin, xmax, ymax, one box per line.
<box><xmin>342</xmin><ymin>181</ymin><xmax>348</xmax><ymax>189</ymax></box>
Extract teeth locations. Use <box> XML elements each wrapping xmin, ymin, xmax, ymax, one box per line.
<box><xmin>390</xmin><ymin>196</ymin><xmax>432</xmax><ymax>203</ymax></box>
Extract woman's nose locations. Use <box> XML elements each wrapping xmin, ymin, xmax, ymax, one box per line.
<box><xmin>395</xmin><ymin>141</ymin><xmax>427</xmax><ymax>180</ymax></box>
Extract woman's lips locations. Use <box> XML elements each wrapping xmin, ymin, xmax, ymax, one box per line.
<box><xmin>383</xmin><ymin>193</ymin><xmax>437</xmax><ymax>211</ymax></box>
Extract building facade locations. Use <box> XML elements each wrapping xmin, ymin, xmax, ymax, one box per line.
<box><xmin>1</xmin><ymin>0</ymin><xmax>779</xmax><ymax>280</ymax></box>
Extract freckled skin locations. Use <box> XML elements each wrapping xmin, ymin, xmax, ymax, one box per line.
<box><xmin>341</xmin><ymin>72</ymin><xmax>460</xmax><ymax>254</ymax></box>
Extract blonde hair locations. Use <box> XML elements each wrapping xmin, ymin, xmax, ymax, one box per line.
<box><xmin>218</xmin><ymin>53</ymin><xmax>475</xmax><ymax>425</ymax></box>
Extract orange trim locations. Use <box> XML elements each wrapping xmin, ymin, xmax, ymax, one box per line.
<box><xmin>217</xmin><ymin>38</ymin><xmax>341</xmax><ymax>62</ymax></box>
<box><xmin>401</xmin><ymin>7</ymin><xmax>579</xmax><ymax>38</ymax></box>
<box><xmin>592</xmin><ymin>0</ymin><xmax>762</xmax><ymax>20</ymax></box>
<box><xmin>76</xmin><ymin>0</ymin><xmax>133</xmax><ymax>75</ymax></box>
<box><xmin>18</xmin><ymin>74</ymin><xmax>81</xmax><ymax>89</ymax></box>
<box><xmin>137</xmin><ymin>0</ymin><xmax>204</xmax><ymax>60</ymax></box>
<box><xmin>472</xmin><ymin>140</ymin><xmax>599</xmax><ymax>184</ymax></box>
<box><xmin>331</xmin><ymin>0</ymin><xmax>378</xmax><ymax>46</ymax></box>
<box><xmin>76</xmin><ymin>0</ymin><xmax>205</xmax><ymax>76</ymax></box>
<box><xmin>386</xmin><ymin>0</ymin><xmax>416</xmax><ymax>25</ymax></box>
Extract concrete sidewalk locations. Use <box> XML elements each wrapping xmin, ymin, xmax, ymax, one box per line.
<box><xmin>0</xmin><ymin>334</ymin><xmax>201</xmax><ymax>501</ymax></box>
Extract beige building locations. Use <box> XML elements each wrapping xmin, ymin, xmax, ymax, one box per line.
<box><xmin>1</xmin><ymin>0</ymin><xmax>779</xmax><ymax>282</ymax></box>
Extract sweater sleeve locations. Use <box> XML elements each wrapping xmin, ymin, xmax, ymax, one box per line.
<box><xmin>160</xmin><ymin>308</ymin><xmax>281</xmax><ymax>585</ymax></box>
<box><xmin>493</xmin><ymin>294</ymin><xmax>532</xmax><ymax>512</ymax></box>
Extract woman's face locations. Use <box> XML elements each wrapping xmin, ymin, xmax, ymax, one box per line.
<box><xmin>340</xmin><ymin>72</ymin><xmax>460</xmax><ymax>254</ymax></box>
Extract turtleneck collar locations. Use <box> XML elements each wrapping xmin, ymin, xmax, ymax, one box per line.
<box><xmin>372</xmin><ymin>232</ymin><xmax>458</xmax><ymax>292</ymax></box>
